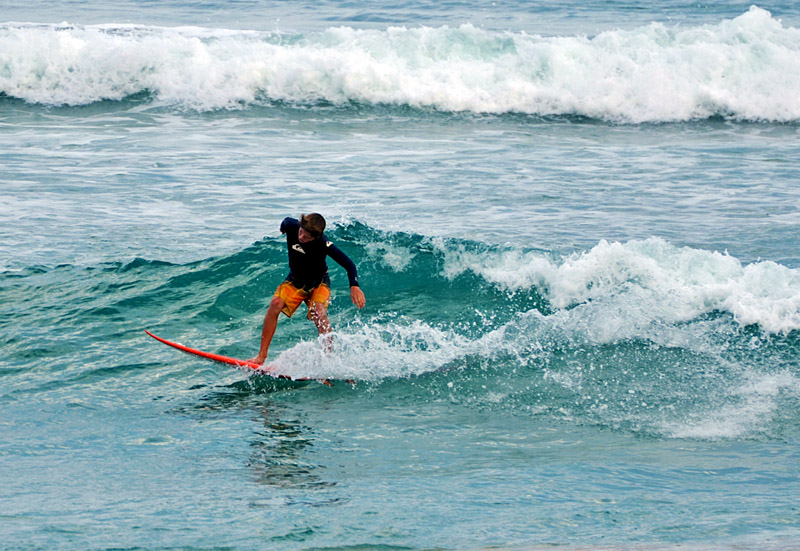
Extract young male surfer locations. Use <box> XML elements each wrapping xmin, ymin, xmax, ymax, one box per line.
<box><xmin>248</xmin><ymin>213</ymin><xmax>366</xmax><ymax>365</ymax></box>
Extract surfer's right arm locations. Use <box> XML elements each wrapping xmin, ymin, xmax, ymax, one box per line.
<box><xmin>280</xmin><ymin>217</ymin><xmax>296</xmax><ymax>234</ymax></box>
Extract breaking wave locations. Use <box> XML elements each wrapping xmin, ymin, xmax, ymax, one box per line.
<box><xmin>2</xmin><ymin>7</ymin><xmax>800</xmax><ymax>121</ymax></box>
<box><xmin>4</xmin><ymin>225</ymin><xmax>800</xmax><ymax>439</ymax></box>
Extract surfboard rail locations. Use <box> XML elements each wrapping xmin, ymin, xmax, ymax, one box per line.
<box><xmin>144</xmin><ymin>329</ymin><xmax>326</xmax><ymax>383</ymax></box>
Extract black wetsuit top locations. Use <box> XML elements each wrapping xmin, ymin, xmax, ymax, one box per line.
<box><xmin>281</xmin><ymin>217</ymin><xmax>359</xmax><ymax>290</ymax></box>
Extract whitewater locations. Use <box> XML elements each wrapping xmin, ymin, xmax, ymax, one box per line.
<box><xmin>2</xmin><ymin>6</ymin><xmax>800</xmax><ymax>121</ymax></box>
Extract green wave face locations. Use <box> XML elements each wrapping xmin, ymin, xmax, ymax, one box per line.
<box><xmin>3</xmin><ymin>222</ymin><xmax>799</xmax><ymax>440</ymax></box>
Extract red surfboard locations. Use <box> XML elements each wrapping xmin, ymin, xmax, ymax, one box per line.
<box><xmin>144</xmin><ymin>329</ymin><xmax>325</xmax><ymax>383</ymax></box>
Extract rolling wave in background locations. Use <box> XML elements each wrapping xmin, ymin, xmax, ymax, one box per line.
<box><xmin>3</xmin><ymin>223</ymin><xmax>800</xmax><ymax>442</ymax></box>
<box><xmin>2</xmin><ymin>6</ymin><xmax>800</xmax><ymax>122</ymax></box>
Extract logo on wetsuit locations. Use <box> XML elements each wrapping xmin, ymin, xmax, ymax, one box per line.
<box><xmin>292</xmin><ymin>241</ymin><xmax>332</xmax><ymax>254</ymax></box>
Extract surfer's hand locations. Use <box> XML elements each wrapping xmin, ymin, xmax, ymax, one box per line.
<box><xmin>350</xmin><ymin>286</ymin><xmax>366</xmax><ymax>309</ymax></box>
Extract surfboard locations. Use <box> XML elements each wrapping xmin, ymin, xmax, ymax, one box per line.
<box><xmin>144</xmin><ymin>329</ymin><xmax>324</xmax><ymax>384</ymax></box>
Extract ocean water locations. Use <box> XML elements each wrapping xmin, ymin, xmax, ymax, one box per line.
<box><xmin>2</xmin><ymin>1</ymin><xmax>800</xmax><ymax>550</ymax></box>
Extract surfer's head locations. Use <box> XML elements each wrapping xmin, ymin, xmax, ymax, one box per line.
<box><xmin>300</xmin><ymin>213</ymin><xmax>326</xmax><ymax>239</ymax></box>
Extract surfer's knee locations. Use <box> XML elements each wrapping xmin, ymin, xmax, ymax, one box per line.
<box><xmin>267</xmin><ymin>296</ymin><xmax>285</xmax><ymax>316</ymax></box>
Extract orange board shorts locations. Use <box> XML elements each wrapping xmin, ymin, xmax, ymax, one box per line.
<box><xmin>274</xmin><ymin>281</ymin><xmax>331</xmax><ymax>319</ymax></box>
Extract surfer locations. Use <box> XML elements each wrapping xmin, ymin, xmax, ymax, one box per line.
<box><xmin>248</xmin><ymin>213</ymin><xmax>366</xmax><ymax>365</ymax></box>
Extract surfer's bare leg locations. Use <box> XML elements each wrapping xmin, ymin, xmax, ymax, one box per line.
<box><xmin>310</xmin><ymin>302</ymin><xmax>333</xmax><ymax>352</ymax></box>
<box><xmin>249</xmin><ymin>297</ymin><xmax>285</xmax><ymax>364</ymax></box>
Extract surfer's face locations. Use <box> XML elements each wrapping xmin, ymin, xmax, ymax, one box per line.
<box><xmin>298</xmin><ymin>226</ymin><xmax>316</xmax><ymax>243</ymax></box>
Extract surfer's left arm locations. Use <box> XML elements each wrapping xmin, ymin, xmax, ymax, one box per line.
<box><xmin>326</xmin><ymin>242</ymin><xmax>366</xmax><ymax>308</ymax></box>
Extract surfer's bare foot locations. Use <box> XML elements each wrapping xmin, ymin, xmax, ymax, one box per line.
<box><xmin>248</xmin><ymin>354</ymin><xmax>267</xmax><ymax>365</ymax></box>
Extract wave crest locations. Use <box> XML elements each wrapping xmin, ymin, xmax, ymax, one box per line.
<box><xmin>2</xmin><ymin>7</ymin><xmax>800</xmax><ymax>121</ymax></box>
<box><xmin>438</xmin><ymin>237</ymin><xmax>800</xmax><ymax>335</ymax></box>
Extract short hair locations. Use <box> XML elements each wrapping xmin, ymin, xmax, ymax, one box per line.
<box><xmin>300</xmin><ymin>213</ymin><xmax>326</xmax><ymax>237</ymax></box>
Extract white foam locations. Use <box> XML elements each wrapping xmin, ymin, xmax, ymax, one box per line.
<box><xmin>439</xmin><ymin>237</ymin><xmax>800</xmax><ymax>336</ymax></box>
<box><xmin>2</xmin><ymin>7</ymin><xmax>800</xmax><ymax>121</ymax></box>
<box><xmin>271</xmin><ymin>318</ymin><xmax>472</xmax><ymax>380</ymax></box>
<box><xmin>365</xmin><ymin>242</ymin><xmax>415</xmax><ymax>272</ymax></box>
<box><xmin>661</xmin><ymin>370</ymin><xmax>800</xmax><ymax>439</ymax></box>
<box><xmin>267</xmin><ymin>304</ymin><xmax>539</xmax><ymax>381</ymax></box>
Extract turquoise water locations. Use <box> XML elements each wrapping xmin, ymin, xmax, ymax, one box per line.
<box><xmin>2</xmin><ymin>2</ymin><xmax>800</xmax><ymax>550</ymax></box>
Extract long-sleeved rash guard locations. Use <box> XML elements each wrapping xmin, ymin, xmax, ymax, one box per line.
<box><xmin>281</xmin><ymin>217</ymin><xmax>359</xmax><ymax>290</ymax></box>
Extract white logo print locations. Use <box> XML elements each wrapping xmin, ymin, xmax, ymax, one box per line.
<box><xmin>292</xmin><ymin>244</ymin><xmax>306</xmax><ymax>254</ymax></box>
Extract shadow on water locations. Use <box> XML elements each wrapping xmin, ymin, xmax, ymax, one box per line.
<box><xmin>245</xmin><ymin>402</ymin><xmax>339</xmax><ymax>494</ymax></box>
<box><xmin>171</xmin><ymin>377</ymin><xmax>342</xmax><ymax>494</ymax></box>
